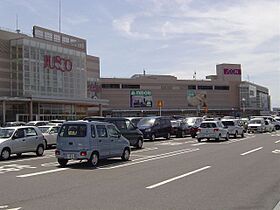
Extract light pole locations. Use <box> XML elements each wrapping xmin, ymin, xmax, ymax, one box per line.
<box><xmin>242</xmin><ymin>98</ymin><xmax>246</xmax><ymax>116</ymax></box>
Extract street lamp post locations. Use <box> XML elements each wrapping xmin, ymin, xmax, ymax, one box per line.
<box><xmin>242</xmin><ymin>98</ymin><xmax>246</xmax><ymax>116</ymax></box>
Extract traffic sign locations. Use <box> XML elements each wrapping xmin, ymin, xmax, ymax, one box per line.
<box><xmin>157</xmin><ymin>100</ymin><xmax>163</xmax><ymax>108</ymax></box>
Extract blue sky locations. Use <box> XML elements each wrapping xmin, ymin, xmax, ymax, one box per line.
<box><xmin>0</xmin><ymin>0</ymin><xmax>279</xmax><ymax>107</ymax></box>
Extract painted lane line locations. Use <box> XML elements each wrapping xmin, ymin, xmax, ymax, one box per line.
<box><xmin>192</xmin><ymin>143</ymin><xmax>206</xmax><ymax>146</ymax></box>
<box><xmin>132</xmin><ymin>147</ymin><xmax>158</xmax><ymax>153</ymax></box>
<box><xmin>273</xmin><ymin>200</ymin><xmax>280</xmax><ymax>210</ymax></box>
<box><xmin>0</xmin><ymin>155</ymin><xmax>54</xmax><ymax>165</ymax></box>
<box><xmin>7</xmin><ymin>208</ymin><xmax>22</xmax><ymax>210</ymax></box>
<box><xmin>17</xmin><ymin>168</ymin><xmax>68</xmax><ymax>178</ymax></box>
<box><xmin>0</xmin><ymin>206</ymin><xmax>9</xmax><ymax>209</ymax></box>
<box><xmin>98</xmin><ymin>148</ymin><xmax>200</xmax><ymax>169</ymax></box>
<box><xmin>240</xmin><ymin>147</ymin><xmax>263</xmax><ymax>156</ymax></box>
<box><xmin>275</xmin><ymin>140</ymin><xmax>280</xmax><ymax>144</ymax></box>
<box><xmin>272</xmin><ymin>150</ymin><xmax>280</xmax><ymax>154</ymax></box>
<box><xmin>146</xmin><ymin>166</ymin><xmax>211</xmax><ymax>189</ymax></box>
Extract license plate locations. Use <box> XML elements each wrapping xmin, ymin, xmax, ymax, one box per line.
<box><xmin>67</xmin><ymin>154</ymin><xmax>75</xmax><ymax>159</ymax></box>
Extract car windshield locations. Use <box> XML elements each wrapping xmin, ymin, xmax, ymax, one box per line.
<box><xmin>0</xmin><ymin>129</ymin><xmax>15</xmax><ymax>138</ymax></box>
<box><xmin>186</xmin><ymin>118</ymin><xmax>196</xmax><ymax>125</ymax></box>
<box><xmin>171</xmin><ymin>120</ymin><xmax>180</xmax><ymax>127</ymax></box>
<box><xmin>39</xmin><ymin>126</ymin><xmax>51</xmax><ymax>133</ymax></box>
<box><xmin>222</xmin><ymin>121</ymin><xmax>235</xmax><ymax>126</ymax></box>
<box><xmin>131</xmin><ymin>118</ymin><xmax>142</xmax><ymax>126</ymax></box>
<box><xmin>250</xmin><ymin>120</ymin><xmax>262</xmax><ymax>124</ymax></box>
<box><xmin>26</xmin><ymin>122</ymin><xmax>36</xmax><ymax>125</ymax></box>
<box><xmin>138</xmin><ymin>118</ymin><xmax>156</xmax><ymax>126</ymax></box>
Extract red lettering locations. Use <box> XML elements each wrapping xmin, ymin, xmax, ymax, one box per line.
<box><xmin>44</xmin><ymin>55</ymin><xmax>72</xmax><ymax>72</ymax></box>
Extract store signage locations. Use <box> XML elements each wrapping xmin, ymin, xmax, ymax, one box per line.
<box><xmin>44</xmin><ymin>55</ymin><xmax>72</xmax><ymax>72</ymax></box>
<box><xmin>130</xmin><ymin>90</ymin><xmax>153</xmax><ymax>108</ymax></box>
<box><xmin>224</xmin><ymin>68</ymin><xmax>241</xmax><ymax>75</ymax></box>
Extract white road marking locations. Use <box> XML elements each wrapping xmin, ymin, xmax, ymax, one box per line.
<box><xmin>17</xmin><ymin>168</ymin><xmax>68</xmax><ymax>178</ymax></box>
<box><xmin>0</xmin><ymin>164</ymin><xmax>36</xmax><ymax>174</ymax></box>
<box><xmin>192</xmin><ymin>143</ymin><xmax>206</xmax><ymax>146</ymax></box>
<box><xmin>146</xmin><ymin>166</ymin><xmax>211</xmax><ymax>189</ymax></box>
<box><xmin>0</xmin><ymin>155</ymin><xmax>54</xmax><ymax>165</ymax></box>
<box><xmin>0</xmin><ymin>206</ymin><xmax>21</xmax><ymax>210</ymax></box>
<box><xmin>272</xmin><ymin>150</ymin><xmax>280</xmax><ymax>154</ymax></box>
<box><xmin>0</xmin><ymin>206</ymin><xmax>8</xmax><ymax>209</ymax></box>
<box><xmin>240</xmin><ymin>147</ymin><xmax>263</xmax><ymax>156</ymax></box>
<box><xmin>132</xmin><ymin>147</ymin><xmax>158</xmax><ymax>153</ymax></box>
<box><xmin>7</xmin><ymin>208</ymin><xmax>22</xmax><ymax>210</ymax></box>
<box><xmin>98</xmin><ymin>148</ymin><xmax>200</xmax><ymax>169</ymax></box>
<box><xmin>275</xmin><ymin>140</ymin><xmax>280</xmax><ymax>144</ymax></box>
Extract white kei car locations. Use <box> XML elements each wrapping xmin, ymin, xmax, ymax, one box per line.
<box><xmin>38</xmin><ymin>125</ymin><xmax>60</xmax><ymax>148</ymax></box>
<box><xmin>197</xmin><ymin>121</ymin><xmax>229</xmax><ymax>142</ymax></box>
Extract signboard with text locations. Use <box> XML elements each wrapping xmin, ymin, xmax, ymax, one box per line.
<box><xmin>130</xmin><ymin>90</ymin><xmax>153</xmax><ymax>108</ymax></box>
<box><xmin>44</xmin><ymin>55</ymin><xmax>72</xmax><ymax>72</ymax></box>
<box><xmin>224</xmin><ymin>68</ymin><xmax>241</xmax><ymax>75</ymax></box>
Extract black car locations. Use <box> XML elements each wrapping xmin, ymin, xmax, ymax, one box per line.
<box><xmin>171</xmin><ymin>119</ymin><xmax>191</xmax><ymax>138</ymax></box>
<box><xmin>83</xmin><ymin>116</ymin><xmax>144</xmax><ymax>149</ymax></box>
<box><xmin>137</xmin><ymin>116</ymin><xmax>172</xmax><ymax>141</ymax></box>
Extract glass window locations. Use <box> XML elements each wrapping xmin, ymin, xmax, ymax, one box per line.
<box><xmin>25</xmin><ymin>128</ymin><xmax>37</xmax><ymax>137</ymax></box>
<box><xmin>59</xmin><ymin>124</ymin><xmax>87</xmax><ymax>137</ymax></box>
<box><xmin>0</xmin><ymin>129</ymin><xmax>15</xmax><ymax>138</ymax></box>
<box><xmin>188</xmin><ymin>85</ymin><xmax>196</xmax><ymax>90</ymax></box>
<box><xmin>107</xmin><ymin>125</ymin><xmax>119</xmax><ymax>137</ymax></box>
<box><xmin>91</xmin><ymin>125</ymin><xmax>96</xmax><ymax>138</ymax></box>
<box><xmin>198</xmin><ymin>85</ymin><xmax>213</xmax><ymax>90</ymax></box>
<box><xmin>96</xmin><ymin>125</ymin><xmax>108</xmax><ymax>138</ymax></box>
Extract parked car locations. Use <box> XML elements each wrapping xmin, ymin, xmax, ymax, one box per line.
<box><xmin>186</xmin><ymin>117</ymin><xmax>203</xmax><ymax>138</ymax></box>
<box><xmin>26</xmin><ymin>121</ymin><xmax>48</xmax><ymax>126</ymax></box>
<box><xmin>170</xmin><ymin>119</ymin><xmax>190</xmax><ymax>138</ymax></box>
<box><xmin>55</xmin><ymin>121</ymin><xmax>130</xmax><ymax>167</ymax></box>
<box><xmin>84</xmin><ymin>117</ymin><xmax>144</xmax><ymax>149</ymax></box>
<box><xmin>38</xmin><ymin>125</ymin><xmax>60</xmax><ymax>148</ymax></box>
<box><xmin>197</xmin><ymin>121</ymin><xmax>229</xmax><ymax>142</ymax></box>
<box><xmin>264</xmin><ymin>120</ymin><xmax>276</xmax><ymax>132</ymax></box>
<box><xmin>251</xmin><ymin>116</ymin><xmax>280</xmax><ymax>130</ymax></box>
<box><xmin>137</xmin><ymin>116</ymin><xmax>172</xmax><ymax>141</ymax></box>
<box><xmin>0</xmin><ymin>126</ymin><xmax>45</xmax><ymax>160</ymax></box>
<box><xmin>247</xmin><ymin>118</ymin><xmax>265</xmax><ymax>133</ymax></box>
<box><xmin>4</xmin><ymin>121</ymin><xmax>26</xmax><ymax>127</ymax></box>
<box><xmin>221</xmin><ymin>119</ymin><xmax>245</xmax><ymax>138</ymax></box>
<box><xmin>125</xmin><ymin>117</ymin><xmax>143</xmax><ymax>127</ymax></box>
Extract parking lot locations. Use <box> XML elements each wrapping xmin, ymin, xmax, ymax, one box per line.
<box><xmin>0</xmin><ymin>131</ymin><xmax>279</xmax><ymax>210</ymax></box>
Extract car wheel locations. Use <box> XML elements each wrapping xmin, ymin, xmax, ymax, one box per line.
<box><xmin>165</xmin><ymin>132</ymin><xmax>171</xmax><ymax>140</ymax></box>
<box><xmin>197</xmin><ymin>138</ymin><xmax>201</xmax><ymax>142</ymax></box>
<box><xmin>88</xmin><ymin>152</ymin><xmax>99</xmax><ymax>167</ymax></box>
<box><xmin>1</xmin><ymin>148</ymin><xmax>11</xmax><ymax>160</ymax></box>
<box><xmin>234</xmin><ymin>131</ymin><xmax>238</xmax><ymax>138</ymax></box>
<box><xmin>121</xmin><ymin>148</ymin><xmax>130</xmax><ymax>161</ymax></box>
<box><xmin>191</xmin><ymin>134</ymin><xmax>196</xmax><ymax>138</ymax></box>
<box><xmin>275</xmin><ymin>125</ymin><xmax>280</xmax><ymax>130</ymax></box>
<box><xmin>241</xmin><ymin>131</ymin><xmax>245</xmax><ymax>138</ymax></box>
<box><xmin>150</xmin><ymin>134</ymin><xmax>156</xmax><ymax>141</ymax></box>
<box><xmin>36</xmin><ymin>145</ymin><xmax>44</xmax><ymax>156</ymax></box>
<box><xmin>16</xmin><ymin>153</ymin><xmax>22</xmax><ymax>157</ymax></box>
<box><xmin>136</xmin><ymin>139</ymin><xmax>143</xmax><ymax>149</ymax></box>
<box><xmin>58</xmin><ymin>158</ymin><xmax>68</xmax><ymax>167</ymax></box>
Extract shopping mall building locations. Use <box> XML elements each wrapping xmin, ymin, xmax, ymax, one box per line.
<box><xmin>0</xmin><ymin>26</ymin><xmax>107</xmax><ymax>123</ymax></box>
<box><xmin>0</xmin><ymin>25</ymin><xmax>271</xmax><ymax>123</ymax></box>
<box><xmin>101</xmin><ymin>63</ymin><xmax>271</xmax><ymax>117</ymax></box>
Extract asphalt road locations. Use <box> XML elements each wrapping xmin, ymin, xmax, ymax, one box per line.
<box><xmin>0</xmin><ymin>131</ymin><xmax>279</xmax><ymax>210</ymax></box>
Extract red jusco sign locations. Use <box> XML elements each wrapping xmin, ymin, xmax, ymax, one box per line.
<box><xmin>44</xmin><ymin>55</ymin><xmax>72</xmax><ymax>72</ymax></box>
<box><xmin>224</xmin><ymin>68</ymin><xmax>241</xmax><ymax>75</ymax></box>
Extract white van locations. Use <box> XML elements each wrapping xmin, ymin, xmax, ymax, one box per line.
<box><xmin>55</xmin><ymin>121</ymin><xmax>130</xmax><ymax>167</ymax></box>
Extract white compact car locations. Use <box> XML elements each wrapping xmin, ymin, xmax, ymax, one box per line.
<box><xmin>0</xmin><ymin>126</ymin><xmax>45</xmax><ymax>160</ymax></box>
<box><xmin>221</xmin><ymin>119</ymin><xmax>245</xmax><ymax>138</ymax></box>
<box><xmin>264</xmin><ymin>120</ymin><xmax>276</xmax><ymax>132</ymax></box>
<box><xmin>38</xmin><ymin>125</ymin><xmax>60</xmax><ymax>148</ymax></box>
<box><xmin>197</xmin><ymin>121</ymin><xmax>229</xmax><ymax>142</ymax></box>
<box><xmin>247</xmin><ymin>118</ymin><xmax>265</xmax><ymax>133</ymax></box>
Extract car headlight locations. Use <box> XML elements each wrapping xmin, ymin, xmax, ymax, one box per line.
<box><xmin>145</xmin><ymin>128</ymin><xmax>151</xmax><ymax>132</ymax></box>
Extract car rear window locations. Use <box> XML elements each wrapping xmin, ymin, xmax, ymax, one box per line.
<box><xmin>59</xmin><ymin>124</ymin><xmax>87</xmax><ymax>137</ymax></box>
<box><xmin>200</xmin><ymin>123</ymin><xmax>217</xmax><ymax>128</ymax></box>
<box><xmin>222</xmin><ymin>121</ymin><xmax>235</xmax><ymax>126</ymax></box>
